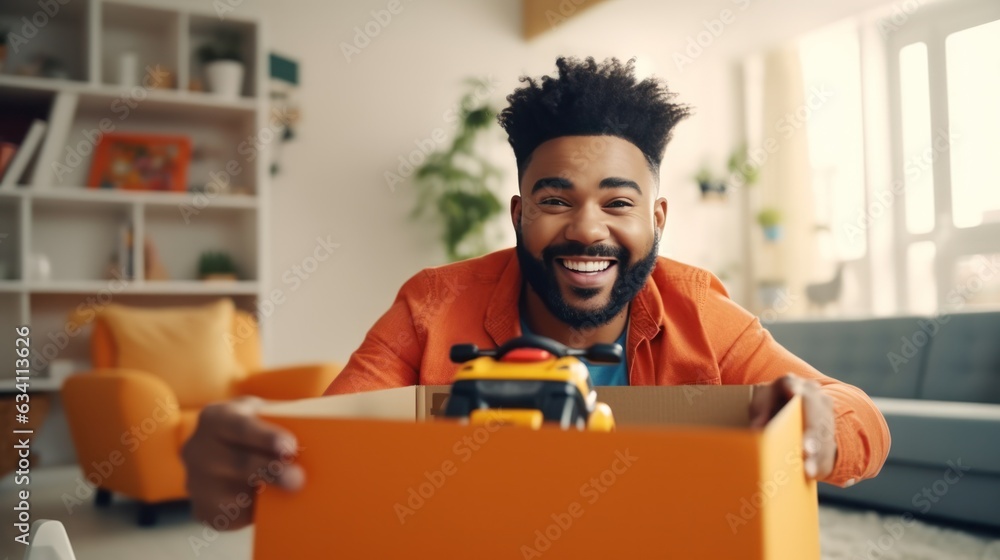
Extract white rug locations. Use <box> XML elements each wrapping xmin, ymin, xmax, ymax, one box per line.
<box><xmin>819</xmin><ymin>506</ymin><xmax>1000</xmax><ymax>559</ymax></box>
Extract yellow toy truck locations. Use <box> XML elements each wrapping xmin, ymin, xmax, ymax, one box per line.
<box><xmin>443</xmin><ymin>335</ymin><xmax>619</xmax><ymax>432</ymax></box>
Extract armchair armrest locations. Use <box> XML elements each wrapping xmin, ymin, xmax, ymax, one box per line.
<box><xmin>233</xmin><ymin>363</ymin><xmax>342</xmax><ymax>400</ymax></box>
<box><xmin>61</xmin><ymin>369</ymin><xmax>187</xmax><ymax>503</ymax></box>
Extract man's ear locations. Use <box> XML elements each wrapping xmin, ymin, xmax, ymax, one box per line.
<box><xmin>654</xmin><ymin>197</ymin><xmax>667</xmax><ymax>235</ymax></box>
<box><xmin>510</xmin><ymin>194</ymin><xmax>522</xmax><ymax>230</ymax></box>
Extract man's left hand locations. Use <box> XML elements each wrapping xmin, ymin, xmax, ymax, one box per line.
<box><xmin>749</xmin><ymin>374</ymin><xmax>837</xmax><ymax>480</ymax></box>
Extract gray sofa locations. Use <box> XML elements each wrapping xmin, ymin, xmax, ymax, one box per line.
<box><xmin>767</xmin><ymin>311</ymin><xmax>1000</xmax><ymax>529</ymax></box>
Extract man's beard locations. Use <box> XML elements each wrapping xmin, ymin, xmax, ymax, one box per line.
<box><xmin>515</xmin><ymin>226</ymin><xmax>660</xmax><ymax>331</ymax></box>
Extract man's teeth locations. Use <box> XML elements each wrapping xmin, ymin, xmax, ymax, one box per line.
<box><xmin>562</xmin><ymin>260</ymin><xmax>612</xmax><ymax>273</ymax></box>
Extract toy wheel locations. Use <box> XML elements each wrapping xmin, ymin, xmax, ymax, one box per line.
<box><xmin>587</xmin><ymin>403</ymin><xmax>616</xmax><ymax>432</ymax></box>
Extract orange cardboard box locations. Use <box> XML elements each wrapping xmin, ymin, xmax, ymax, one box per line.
<box><xmin>254</xmin><ymin>385</ymin><xmax>819</xmax><ymax>559</ymax></box>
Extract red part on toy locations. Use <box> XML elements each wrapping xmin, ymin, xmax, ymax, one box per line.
<box><xmin>500</xmin><ymin>348</ymin><xmax>553</xmax><ymax>363</ymax></box>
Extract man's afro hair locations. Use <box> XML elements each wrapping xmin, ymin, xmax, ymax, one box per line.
<box><xmin>498</xmin><ymin>57</ymin><xmax>691</xmax><ymax>177</ymax></box>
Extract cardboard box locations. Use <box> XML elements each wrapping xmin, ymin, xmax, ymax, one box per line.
<box><xmin>253</xmin><ymin>385</ymin><xmax>819</xmax><ymax>559</ymax></box>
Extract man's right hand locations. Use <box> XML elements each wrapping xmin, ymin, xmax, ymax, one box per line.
<box><xmin>182</xmin><ymin>396</ymin><xmax>304</xmax><ymax>530</ymax></box>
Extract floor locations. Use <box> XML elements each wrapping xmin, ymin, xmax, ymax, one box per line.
<box><xmin>1</xmin><ymin>467</ymin><xmax>998</xmax><ymax>559</ymax></box>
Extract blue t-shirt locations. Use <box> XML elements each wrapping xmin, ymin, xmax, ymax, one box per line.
<box><xmin>519</xmin><ymin>317</ymin><xmax>630</xmax><ymax>386</ymax></box>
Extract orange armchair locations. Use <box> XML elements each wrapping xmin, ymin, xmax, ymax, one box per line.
<box><xmin>61</xmin><ymin>308</ymin><xmax>341</xmax><ymax>526</ymax></box>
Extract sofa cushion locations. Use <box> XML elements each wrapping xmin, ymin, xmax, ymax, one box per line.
<box><xmin>873</xmin><ymin>397</ymin><xmax>1000</xmax><ymax>476</ymax></box>
<box><xmin>920</xmin><ymin>312</ymin><xmax>1000</xmax><ymax>404</ymax></box>
<box><xmin>100</xmin><ymin>299</ymin><xmax>244</xmax><ymax>408</ymax></box>
<box><xmin>766</xmin><ymin>318</ymin><xmax>927</xmax><ymax>398</ymax></box>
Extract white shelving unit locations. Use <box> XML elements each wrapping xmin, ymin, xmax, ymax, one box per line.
<box><xmin>0</xmin><ymin>0</ymin><xmax>270</xmax><ymax>384</ymax></box>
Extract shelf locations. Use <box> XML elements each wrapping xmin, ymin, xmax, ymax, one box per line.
<box><xmin>0</xmin><ymin>378</ymin><xmax>61</xmax><ymax>393</ymax></box>
<box><xmin>27</xmin><ymin>280</ymin><xmax>259</xmax><ymax>295</ymax></box>
<box><xmin>0</xmin><ymin>75</ymin><xmax>258</xmax><ymax>114</ymax></box>
<box><xmin>0</xmin><ymin>282</ymin><xmax>25</xmax><ymax>293</ymax></box>
<box><xmin>0</xmin><ymin>188</ymin><xmax>258</xmax><ymax>209</ymax></box>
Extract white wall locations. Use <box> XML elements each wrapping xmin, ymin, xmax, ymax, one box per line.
<box><xmin>258</xmin><ymin>0</ymin><xmax>895</xmax><ymax>366</ymax></box>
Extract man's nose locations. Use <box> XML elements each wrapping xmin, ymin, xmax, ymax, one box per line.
<box><xmin>564</xmin><ymin>204</ymin><xmax>610</xmax><ymax>246</ymax></box>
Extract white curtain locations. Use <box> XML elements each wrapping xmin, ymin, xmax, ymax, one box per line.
<box><xmin>750</xmin><ymin>45</ymin><xmax>817</xmax><ymax>316</ymax></box>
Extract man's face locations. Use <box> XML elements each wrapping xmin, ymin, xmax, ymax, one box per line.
<box><xmin>512</xmin><ymin>135</ymin><xmax>667</xmax><ymax>330</ymax></box>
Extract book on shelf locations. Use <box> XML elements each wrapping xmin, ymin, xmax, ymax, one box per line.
<box><xmin>116</xmin><ymin>222</ymin><xmax>135</xmax><ymax>280</ymax></box>
<box><xmin>0</xmin><ymin>120</ymin><xmax>47</xmax><ymax>188</ymax></box>
<box><xmin>30</xmin><ymin>92</ymin><xmax>79</xmax><ymax>188</ymax></box>
<box><xmin>0</xmin><ymin>143</ymin><xmax>15</xmax><ymax>178</ymax></box>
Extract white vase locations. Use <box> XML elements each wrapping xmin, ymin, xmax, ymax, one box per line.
<box><xmin>205</xmin><ymin>60</ymin><xmax>244</xmax><ymax>99</ymax></box>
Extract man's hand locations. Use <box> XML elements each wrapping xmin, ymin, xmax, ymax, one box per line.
<box><xmin>182</xmin><ymin>397</ymin><xmax>304</xmax><ymax>530</ymax></box>
<box><xmin>748</xmin><ymin>374</ymin><xmax>837</xmax><ymax>480</ymax></box>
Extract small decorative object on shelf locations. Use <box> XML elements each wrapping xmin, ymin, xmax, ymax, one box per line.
<box><xmin>87</xmin><ymin>133</ymin><xmax>192</xmax><ymax>191</ymax></box>
<box><xmin>144</xmin><ymin>237</ymin><xmax>170</xmax><ymax>281</ymax></box>
<box><xmin>695</xmin><ymin>165</ymin><xmax>727</xmax><ymax>200</ymax></box>
<box><xmin>199</xmin><ymin>251</ymin><xmax>238</xmax><ymax>281</ymax></box>
<box><xmin>197</xmin><ymin>31</ymin><xmax>244</xmax><ymax>99</ymax></box>
<box><xmin>268</xmin><ymin>52</ymin><xmax>301</xmax><ymax>176</ymax></box>
<box><xmin>27</xmin><ymin>253</ymin><xmax>52</xmax><ymax>282</ymax></box>
<box><xmin>757</xmin><ymin>207</ymin><xmax>783</xmax><ymax>242</ymax></box>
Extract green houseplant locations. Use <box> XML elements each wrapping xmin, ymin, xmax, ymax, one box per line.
<box><xmin>198</xmin><ymin>251</ymin><xmax>238</xmax><ymax>281</ymax></box>
<box><xmin>411</xmin><ymin>79</ymin><xmax>503</xmax><ymax>262</ymax></box>
<box><xmin>756</xmin><ymin>207</ymin><xmax>783</xmax><ymax>242</ymax></box>
<box><xmin>196</xmin><ymin>31</ymin><xmax>244</xmax><ymax>98</ymax></box>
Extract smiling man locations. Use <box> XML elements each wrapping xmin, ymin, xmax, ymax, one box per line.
<box><xmin>183</xmin><ymin>57</ymin><xmax>890</xmax><ymax>529</ymax></box>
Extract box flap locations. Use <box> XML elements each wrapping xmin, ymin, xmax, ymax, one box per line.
<box><xmin>260</xmin><ymin>386</ymin><xmax>418</xmax><ymax>420</ymax></box>
<box><xmin>597</xmin><ymin>385</ymin><xmax>757</xmax><ymax>428</ymax></box>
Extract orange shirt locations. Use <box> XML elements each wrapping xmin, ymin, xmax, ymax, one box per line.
<box><xmin>325</xmin><ymin>248</ymin><xmax>890</xmax><ymax>487</ymax></box>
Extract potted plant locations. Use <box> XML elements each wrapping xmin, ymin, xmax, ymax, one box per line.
<box><xmin>727</xmin><ymin>145</ymin><xmax>759</xmax><ymax>189</ymax></box>
<box><xmin>695</xmin><ymin>166</ymin><xmax>725</xmax><ymax>199</ymax></box>
<box><xmin>411</xmin><ymin>79</ymin><xmax>503</xmax><ymax>262</ymax></box>
<box><xmin>198</xmin><ymin>251</ymin><xmax>238</xmax><ymax>281</ymax></box>
<box><xmin>197</xmin><ymin>31</ymin><xmax>244</xmax><ymax>98</ymax></box>
<box><xmin>756</xmin><ymin>207</ymin><xmax>783</xmax><ymax>242</ymax></box>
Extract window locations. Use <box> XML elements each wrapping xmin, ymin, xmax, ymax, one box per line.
<box><xmin>946</xmin><ymin>19</ymin><xmax>1000</xmax><ymax>229</ymax></box>
<box><xmin>898</xmin><ymin>42</ymin><xmax>935</xmax><ymax>235</ymax></box>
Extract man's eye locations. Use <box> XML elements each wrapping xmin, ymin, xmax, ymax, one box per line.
<box><xmin>606</xmin><ymin>200</ymin><xmax>634</xmax><ymax>208</ymax></box>
<box><xmin>540</xmin><ymin>199</ymin><xmax>570</xmax><ymax>207</ymax></box>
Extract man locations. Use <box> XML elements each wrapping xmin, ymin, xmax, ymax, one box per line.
<box><xmin>183</xmin><ymin>57</ymin><xmax>890</xmax><ymax>530</ymax></box>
